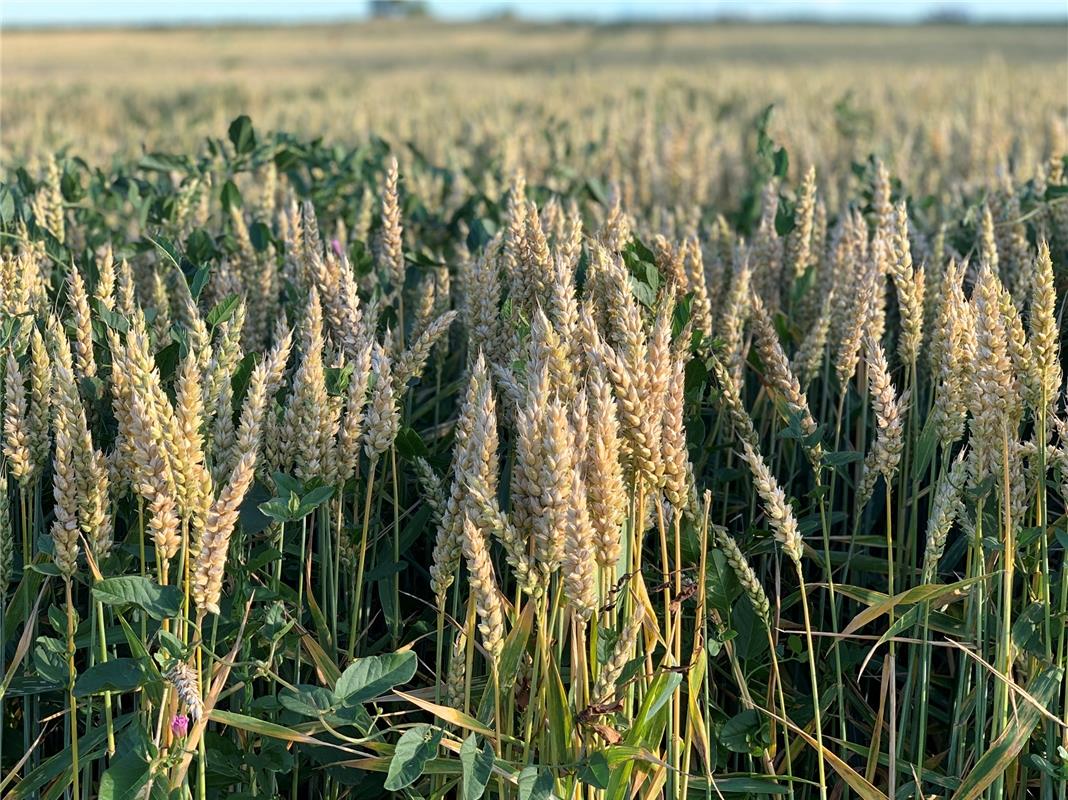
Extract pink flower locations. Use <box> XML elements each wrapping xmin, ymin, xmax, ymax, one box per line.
<box><xmin>171</xmin><ymin>714</ymin><xmax>189</xmax><ymax>738</ymax></box>
<box><xmin>331</xmin><ymin>238</ymin><xmax>343</xmax><ymax>257</ymax></box>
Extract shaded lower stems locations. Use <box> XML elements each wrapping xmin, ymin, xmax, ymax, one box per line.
<box><xmin>794</xmin><ymin>564</ymin><xmax>827</xmax><ymax>800</ymax></box>
<box><xmin>350</xmin><ymin>457</ymin><xmax>378</xmax><ymax>658</ymax></box>
<box><xmin>65</xmin><ymin>578</ymin><xmax>80</xmax><ymax>800</ymax></box>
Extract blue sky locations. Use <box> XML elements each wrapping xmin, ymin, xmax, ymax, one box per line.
<box><xmin>2</xmin><ymin>0</ymin><xmax>1066</xmax><ymax>26</ymax></box>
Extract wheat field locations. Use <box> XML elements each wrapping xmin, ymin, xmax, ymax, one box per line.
<box><xmin>0</xmin><ymin>18</ymin><xmax>1067</xmax><ymax>800</ymax></box>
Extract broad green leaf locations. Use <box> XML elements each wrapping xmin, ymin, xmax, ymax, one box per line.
<box><xmin>228</xmin><ymin>114</ymin><xmax>257</xmax><ymax>154</ymax></box>
<box><xmin>74</xmin><ymin>658</ymin><xmax>147</xmax><ymax>697</ymax></box>
<box><xmin>384</xmin><ymin>724</ymin><xmax>442</xmax><ymax>791</ymax></box>
<box><xmin>93</xmin><ymin>576</ymin><xmax>180</xmax><ymax>620</ymax></box>
<box><xmin>459</xmin><ymin>734</ymin><xmax>494</xmax><ymax>800</ymax></box>
<box><xmin>300</xmin><ymin>485</ymin><xmax>335</xmax><ymax>512</ymax></box>
<box><xmin>334</xmin><ymin>650</ymin><xmax>417</xmax><ymax>706</ymax></box>
<box><xmin>575</xmin><ymin>751</ymin><xmax>610</xmax><ymax>789</ymax></box>
<box><xmin>98</xmin><ymin>726</ymin><xmax>156</xmax><ymax>800</ymax></box>
<box><xmin>206</xmin><ymin>293</ymin><xmax>240</xmax><ymax>328</ymax></box>
<box><xmin>721</xmin><ymin>709</ymin><xmax>770</xmax><ymax>755</ymax></box>
<box><xmin>220</xmin><ymin>179</ymin><xmax>242</xmax><ymax>211</ymax></box>
<box><xmin>518</xmin><ymin>766</ymin><xmax>555</xmax><ymax>800</ymax></box>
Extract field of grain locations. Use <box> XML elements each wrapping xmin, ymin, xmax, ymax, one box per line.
<box><xmin>1</xmin><ymin>19</ymin><xmax>1067</xmax><ymax>799</ymax></box>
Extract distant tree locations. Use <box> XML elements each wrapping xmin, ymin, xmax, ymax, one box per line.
<box><xmin>369</xmin><ymin>0</ymin><xmax>430</xmax><ymax>20</ymax></box>
<box><xmin>923</xmin><ymin>7</ymin><xmax>972</xmax><ymax>24</ymax></box>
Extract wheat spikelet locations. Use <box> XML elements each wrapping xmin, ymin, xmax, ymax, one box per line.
<box><xmin>333</xmin><ymin>343</ymin><xmax>373</xmax><ymax>486</ymax></box>
<box><xmin>857</xmin><ymin>336</ymin><xmax>906</xmax><ymax>506</ymax></box>
<box><xmin>889</xmin><ymin>202</ymin><xmax>924</xmax><ymax>366</ymax></box>
<box><xmin>364</xmin><ymin>342</ymin><xmax>400</xmax><ymax>459</ymax></box>
<box><xmin>749</xmin><ymin>293</ymin><xmax>822</xmax><ymax>464</ymax></box>
<box><xmin>165</xmin><ymin>660</ymin><xmax>204</xmax><ymax>721</ymax></box>
<box><xmin>192</xmin><ymin>349</ymin><xmax>274</xmax><ymax>614</ymax></box>
<box><xmin>563</xmin><ymin>469</ymin><xmax>598</xmax><ymax>619</ymax></box>
<box><xmin>792</xmin><ymin>291</ymin><xmax>833</xmax><ymax>390</ymax></box>
<box><xmin>930</xmin><ymin>261</ymin><xmax>971</xmax><ymax>448</ymax></box>
<box><xmin>999</xmin><ymin>285</ymin><xmax>1038</xmax><ymax>413</ymax></box>
<box><xmin>922</xmin><ymin>452</ymin><xmax>969</xmax><ymax>579</ymax></box>
<box><xmin>834</xmin><ymin>255</ymin><xmax>872</xmax><ymax>392</ymax></box>
<box><xmin>50</xmin><ymin>394</ymin><xmax>80</xmax><ymax>577</ymax></box>
<box><xmin>968</xmin><ymin>263</ymin><xmax>1016</xmax><ymax>480</ymax></box>
<box><xmin>66</xmin><ymin>269</ymin><xmax>97</xmax><ymax>381</ymax></box>
<box><xmin>444</xmin><ymin>627</ymin><xmax>467</xmax><ymax>710</ymax></box>
<box><xmin>380</xmin><ymin>157</ymin><xmax>405</xmax><ymax>290</ymax></box>
<box><xmin>714</xmin><ymin>526</ymin><xmax>770</xmax><ymax>622</ymax></box>
<box><xmin>740</xmin><ymin>440</ymin><xmax>802</xmax><ymax>565</ymax></box>
<box><xmin>27</xmin><ymin>328</ymin><xmax>52</xmax><ymax>479</ymax></box>
<box><xmin>282</xmin><ymin>291</ymin><xmax>332</xmax><ymax>481</ymax></box>
<box><xmin>393</xmin><ymin>310</ymin><xmax>457</xmax><ymax>389</ymax></box>
<box><xmin>586</xmin><ymin>362</ymin><xmax>626</xmax><ymax>568</ymax></box>
<box><xmin>1030</xmin><ymin>240</ymin><xmax>1061</xmax><ymax>424</ymax></box>
<box><xmin>94</xmin><ymin>245</ymin><xmax>116</xmax><ymax>312</ymax></box>
<box><xmin>710</xmin><ymin>354</ymin><xmax>759</xmax><ymax>449</ymax></box>
<box><xmin>592</xmin><ymin>608</ymin><xmax>644</xmax><ymax>706</ymax></box>
<box><xmin>462</xmin><ymin>240</ymin><xmax>503</xmax><ymax>366</ymax></box>
<box><xmin>786</xmin><ymin>165</ymin><xmax>817</xmax><ymax>280</ymax></box>
<box><xmin>3</xmin><ymin>351</ymin><xmax>33</xmax><ymax>485</ymax></box>
<box><xmin>461</xmin><ymin>515</ymin><xmax>505</xmax><ymax>663</ymax></box>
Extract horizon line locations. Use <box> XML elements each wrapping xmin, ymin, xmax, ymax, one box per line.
<box><xmin>4</xmin><ymin>13</ymin><xmax>1067</xmax><ymax>32</ymax></box>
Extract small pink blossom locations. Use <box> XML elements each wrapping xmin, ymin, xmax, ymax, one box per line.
<box><xmin>171</xmin><ymin>714</ymin><xmax>189</xmax><ymax>738</ymax></box>
<box><xmin>331</xmin><ymin>238</ymin><xmax>343</xmax><ymax>257</ymax></box>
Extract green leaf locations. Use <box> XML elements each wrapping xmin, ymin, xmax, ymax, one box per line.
<box><xmin>249</xmin><ymin>221</ymin><xmax>273</xmax><ymax>252</ymax></box>
<box><xmin>272</xmin><ymin>472</ymin><xmax>303</xmax><ymax>497</ymax></box>
<box><xmin>220</xmin><ymin>179</ymin><xmax>243</xmax><ymax>211</ymax></box>
<box><xmin>228</xmin><ymin>115</ymin><xmax>257</xmax><ymax>155</ymax></box>
<box><xmin>189</xmin><ymin>264</ymin><xmax>213</xmax><ymax>300</ymax></box>
<box><xmin>98</xmin><ymin>726</ymin><xmax>156</xmax><ymax>800</ymax></box>
<box><xmin>300</xmin><ymin>486</ymin><xmax>335</xmax><ymax>513</ymax></box>
<box><xmin>459</xmin><ymin>734</ymin><xmax>494</xmax><ymax>800</ymax></box>
<box><xmin>93</xmin><ymin>301</ymin><xmax>130</xmax><ymax>334</ymax></box>
<box><xmin>518</xmin><ymin>766</ymin><xmax>555</xmax><ymax>800</ymax></box>
<box><xmin>705</xmin><ymin>548</ymin><xmax>741</xmax><ymax>616</ymax></box>
<box><xmin>720</xmin><ymin>709</ymin><xmax>770</xmax><ymax>755</ymax></box>
<box><xmin>334</xmin><ymin>650</ymin><xmax>417</xmax><ymax>706</ymax></box>
<box><xmin>1011</xmin><ymin>602</ymin><xmax>1048</xmax><ymax>658</ymax></box>
<box><xmin>74</xmin><ymin>659</ymin><xmax>147</xmax><ymax>697</ymax></box>
<box><xmin>730</xmin><ymin>595</ymin><xmax>769</xmax><ymax>661</ymax></box>
<box><xmin>395</xmin><ymin>427</ymin><xmax>429</xmax><ymax>459</ymax></box>
<box><xmin>575</xmin><ymin>751</ymin><xmax>610</xmax><ymax>789</ymax></box>
<box><xmin>138</xmin><ymin>153</ymin><xmax>192</xmax><ymax>173</ymax></box>
<box><xmin>93</xmin><ymin>577</ymin><xmax>180</xmax><ymax>621</ymax></box>
<box><xmin>824</xmin><ymin>450</ymin><xmax>863</xmax><ymax>469</ymax></box>
<box><xmin>773</xmin><ymin>146</ymin><xmax>789</xmax><ymax>178</ymax></box>
<box><xmin>384</xmin><ymin>724</ymin><xmax>442</xmax><ymax>791</ymax></box>
<box><xmin>207</xmin><ymin>293</ymin><xmax>240</xmax><ymax>329</ymax></box>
